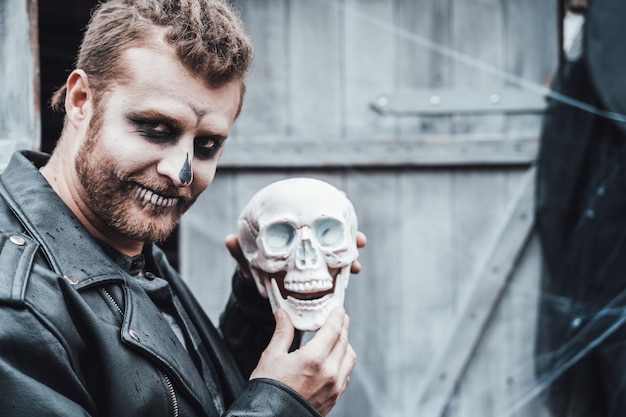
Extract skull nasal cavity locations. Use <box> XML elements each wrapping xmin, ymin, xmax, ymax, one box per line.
<box><xmin>297</xmin><ymin>240</ymin><xmax>319</xmax><ymax>268</ymax></box>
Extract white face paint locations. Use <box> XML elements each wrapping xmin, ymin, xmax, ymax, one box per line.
<box><xmin>237</xmin><ymin>178</ymin><xmax>359</xmax><ymax>331</ymax></box>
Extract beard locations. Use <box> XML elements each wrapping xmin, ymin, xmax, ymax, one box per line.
<box><xmin>74</xmin><ymin>114</ymin><xmax>195</xmax><ymax>243</ymax></box>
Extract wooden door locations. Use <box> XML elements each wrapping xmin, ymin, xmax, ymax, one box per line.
<box><xmin>180</xmin><ymin>1</ymin><xmax>557</xmax><ymax>416</ymax></box>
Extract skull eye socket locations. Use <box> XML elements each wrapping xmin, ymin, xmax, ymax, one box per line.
<box><xmin>264</xmin><ymin>223</ymin><xmax>296</xmax><ymax>251</ymax></box>
<box><xmin>314</xmin><ymin>218</ymin><xmax>344</xmax><ymax>247</ymax></box>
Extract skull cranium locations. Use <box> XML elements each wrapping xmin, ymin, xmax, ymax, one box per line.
<box><xmin>237</xmin><ymin>178</ymin><xmax>358</xmax><ymax>331</ymax></box>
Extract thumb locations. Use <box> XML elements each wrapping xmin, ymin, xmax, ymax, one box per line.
<box><xmin>266</xmin><ymin>309</ymin><xmax>296</xmax><ymax>353</ymax></box>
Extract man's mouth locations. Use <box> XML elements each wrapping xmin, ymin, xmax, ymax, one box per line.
<box><xmin>133</xmin><ymin>184</ymin><xmax>179</xmax><ymax>208</ymax></box>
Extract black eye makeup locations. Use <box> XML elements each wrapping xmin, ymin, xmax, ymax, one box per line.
<box><xmin>194</xmin><ymin>136</ymin><xmax>225</xmax><ymax>159</ymax></box>
<box><xmin>126</xmin><ymin>111</ymin><xmax>226</xmax><ymax>159</ymax></box>
<box><xmin>128</xmin><ymin>113</ymin><xmax>179</xmax><ymax>140</ymax></box>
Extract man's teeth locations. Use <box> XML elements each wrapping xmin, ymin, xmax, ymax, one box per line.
<box><xmin>135</xmin><ymin>186</ymin><xmax>178</xmax><ymax>207</ymax></box>
<box><xmin>284</xmin><ymin>279</ymin><xmax>333</xmax><ymax>293</ymax></box>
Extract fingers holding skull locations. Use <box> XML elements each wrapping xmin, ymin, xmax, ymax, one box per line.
<box><xmin>225</xmin><ymin>233</ymin><xmax>254</xmax><ymax>280</ymax></box>
<box><xmin>250</xmin><ymin>307</ymin><xmax>356</xmax><ymax>416</ymax></box>
<box><xmin>350</xmin><ymin>231</ymin><xmax>367</xmax><ymax>274</ymax></box>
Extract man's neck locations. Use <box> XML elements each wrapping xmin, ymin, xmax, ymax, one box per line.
<box><xmin>40</xmin><ymin>154</ymin><xmax>145</xmax><ymax>257</ymax></box>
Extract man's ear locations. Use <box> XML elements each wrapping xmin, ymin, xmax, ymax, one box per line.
<box><xmin>64</xmin><ymin>69</ymin><xmax>93</xmax><ymax>127</ymax></box>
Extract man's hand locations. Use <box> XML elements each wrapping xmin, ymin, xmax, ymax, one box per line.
<box><xmin>225</xmin><ymin>232</ymin><xmax>368</xmax><ymax>281</ymax></box>
<box><xmin>224</xmin><ymin>233</ymin><xmax>254</xmax><ymax>280</ymax></box>
<box><xmin>250</xmin><ymin>307</ymin><xmax>356</xmax><ymax>416</ymax></box>
<box><xmin>349</xmin><ymin>231</ymin><xmax>367</xmax><ymax>274</ymax></box>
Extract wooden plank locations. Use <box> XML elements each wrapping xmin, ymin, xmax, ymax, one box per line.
<box><xmin>287</xmin><ymin>0</ymin><xmax>342</xmax><ymax>138</ymax></box>
<box><xmin>234</xmin><ymin>0</ymin><xmax>289</xmax><ymax>139</ymax></box>
<box><xmin>394</xmin><ymin>0</ymin><xmax>453</xmax><ymax>136</ymax></box>
<box><xmin>394</xmin><ymin>170</ymin><xmax>457</xmax><ymax>414</ymax></box>
<box><xmin>413</xmin><ymin>166</ymin><xmax>536</xmax><ymax>416</ymax></box>
<box><xmin>443</xmin><ymin>169</ymin><xmax>517</xmax><ymax>416</ymax></box>
<box><xmin>451</xmin><ymin>170</ymin><xmax>535</xmax><ymax>416</ymax></box>
<box><xmin>450</xmin><ymin>0</ymin><xmax>505</xmax><ymax>135</ymax></box>
<box><xmin>502</xmin><ymin>0</ymin><xmax>557</xmax><ymax>85</ymax></box>
<box><xmin>491</xmin><ymin>235</ymin><xmax>549</xmax><ymax>416</ymax></box>
<box><xmin>0</xmin><ymin>0</ymin><xmax>39</xmax><ymax>171</ymax></box>
<box><xmin>334</xmin><ymin>171</ymin><xmax>403</xmax><ymax>417</ymax></box>
<box><xmin>219</xmin><ymin>136</ymin><xmax>538</xmax><ymax>168</ymax></box>
<box><xmin>502</xmin><ymin>0</ymin><xmax>557</xmax><ymax>150</ymax></box>
<box><xmin>343</xmin><ymin>0</ymin><xmax>396</xmax><ymax>140</ymax></box>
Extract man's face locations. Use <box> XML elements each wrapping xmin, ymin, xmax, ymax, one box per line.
<box><xmin>73</xmin><ymin>45</ymin><xmax>242</xmax><ymax>243</ymax></box>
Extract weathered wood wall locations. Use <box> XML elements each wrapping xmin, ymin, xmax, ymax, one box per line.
<box><xmin>179</xmin><ymin>1</ymin><xmax>558</xmax><ymax>416</ymax></box>
<box><xmin>0</xmin><ymin>0</ymin><xmax>39</xmax><ymax>170</ymax></box>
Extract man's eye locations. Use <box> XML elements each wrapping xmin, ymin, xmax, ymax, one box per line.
<box><xmin>130</xmin><ymin>116</ymin><xmax>176</xmax><ymax>139</ymax></box>
<box><xmin>142</xmin><ymin>121</ymin><xmax>171</xmax><ymax>136</ymax></box>
<box><xmin>195</xmin><ymin>137</ymin><xmax>220</xmax><ymax>159</ymax></box>
<box><xmin>147</xmin><ymin>122</ymin><xmax>170</xmax><ymax>134</ymax></box>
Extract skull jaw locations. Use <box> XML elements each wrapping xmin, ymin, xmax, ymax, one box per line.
<box><xmin>264</xmin><ymin>267</ymin><xmax>350</xmax><ymax>332</ymax></box>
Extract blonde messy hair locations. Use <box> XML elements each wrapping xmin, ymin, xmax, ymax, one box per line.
<box><xmin>51</xmin><ymin>0</ymin><xmax>253</xmax><ymax>111</ymax></box>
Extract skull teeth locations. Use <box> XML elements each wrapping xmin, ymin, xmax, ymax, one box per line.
<box><xmin>287</xmin><ymin>293</ymin><xmax>332</xmax><ymax>310</ymax></box>
<box><xmin>283</xmin><ymin>279</ymin><xmax>333</xmax><ymax>293</ymax></box>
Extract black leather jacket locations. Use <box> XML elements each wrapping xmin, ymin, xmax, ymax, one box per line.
<box><xmin>0</xmin><ymin>150</ymin><xmax>319</xmax><ymax>417</ymax></box>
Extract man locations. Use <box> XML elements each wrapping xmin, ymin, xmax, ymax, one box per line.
<box><xmin>0</xmin><ymin>1</ymin><xmax>361</xmax><ymax>416</ymax></box>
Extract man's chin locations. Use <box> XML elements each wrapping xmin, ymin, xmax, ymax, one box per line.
<box><xmin>121</xmin><ymin>224</ymin><xmax>177</xmax><ymax>243</ymax></box>
<box><xmin>112</xmin><ymin>208</ymin><xmax>180</xmax><ymax>243</ymax></box>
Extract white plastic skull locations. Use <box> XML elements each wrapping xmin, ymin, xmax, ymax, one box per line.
<box><xmin>237</xmin><ymin>178</ymin><xmax>358</xmax><ymax>331</ymax></box>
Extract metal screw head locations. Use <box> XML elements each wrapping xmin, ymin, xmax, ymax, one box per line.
<box><xmin>9</xmin><ymin>235</ymin><xmax>26</xmax><ymax>246</ymax></box>
<box><xmin>63</xmin><ymin>274</ymin><xmax>79</xmax><ymax>285</ymax></box>
<box><xmin>429</xmin><ymin>95</ymin><xmax>441</xmax><ymax>106</ymax></box>
<box><xmin>129</xmin><ymin>329</ymin><xmax>141</xmax><ymax>342</ymax></box>
<box><xmin>376</xmin><ymin>95</ymin><xmax>389</xmax><ymax>109</ymax></box>
<box><xmin>489</xmin><ymin>93</ymin><xmax>501</xmax><ymax>104</ymax></box>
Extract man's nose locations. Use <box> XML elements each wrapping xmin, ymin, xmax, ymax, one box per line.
<box><xmin>157</xmin><ymin>147</ymin><xmax>194</xmax><ymax>187</ymax></box>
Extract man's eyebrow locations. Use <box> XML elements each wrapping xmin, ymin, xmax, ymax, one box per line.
<box><xmin>199</xmin><ymin>133</ymin><xmax>228</xmax><ymax>142</ymax></box>
<box><xmin>126</xmin><ymin>110</ymin><xmax>179</xmax><ymax>127</ymax></box>
<box><xmin>128</xmin><ymin>103</ymin><xmax>209</xmax><ymax>128</ymax></box>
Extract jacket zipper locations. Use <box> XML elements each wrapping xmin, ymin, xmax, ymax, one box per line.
<box><xmin>102</xmin><ymin>288</ymin><xmax>123</xmax><ymax>316</ymax></box>
<box><xmin>163</xmin><ymin>372</ymin><xmax>180</xmax><ymax>417</ymax></box>
<box><xmin>101</xmin><ymin>287</ymin><xmax>179</xmax><ymax>417</ymax></box>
